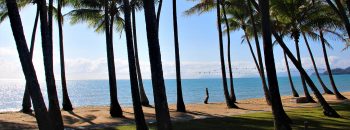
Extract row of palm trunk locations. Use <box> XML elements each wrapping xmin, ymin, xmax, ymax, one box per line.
<box><xmin>189</xmin><ymin>0</ymin><xmax>349</xmax><ymax>129</ymax></box>
<box><xmin>5</xmin><ymin>0</ymin><xmax>185</xmax><ymax>129</ymax></box>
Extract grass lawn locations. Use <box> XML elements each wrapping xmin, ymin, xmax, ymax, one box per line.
<box><xmin>112</xmin><ymin>103</ymin><xmax>350</xmax><ymax>130</ymax></box>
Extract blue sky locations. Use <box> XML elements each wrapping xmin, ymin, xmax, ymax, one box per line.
<box><xmin>0</xmin><ymin>0</ymin><xmax>349</xmax><ymax>80</ymax></box>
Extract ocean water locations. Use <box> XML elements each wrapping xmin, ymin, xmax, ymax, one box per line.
<box><xmin>0</xmin><ymin>75</ymin><xmax>349</xmax><ymax>112</ymax></box>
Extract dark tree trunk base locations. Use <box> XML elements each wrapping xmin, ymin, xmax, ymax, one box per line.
<box><xmin>335</xmin><ymin>93</ymin><xmax>347</xmax><ymax>100</ymax></box>
<box><xmin>323</xmin><ymin>109</ymin><xmax>341</xmax><ymax>118</ymax></box>
<box><xmin>63</xmin><ymin>104</ymin><xmax>73</xmax><ymax>111</ymax></box>
<box><xmin>20</xmin><ymin>108</ymin><xmax>33</xmax><ymax>114</ymax></box>
<box><xmin>110</xmin><ymin>106</ymin><xmax>124</xmax><ymax>118</ymax></box>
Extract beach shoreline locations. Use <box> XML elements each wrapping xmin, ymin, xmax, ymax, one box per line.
<box><xmin>0</xmin><ymin>92</ymin><xmax>349</xmax><ymax>129</ymax></box>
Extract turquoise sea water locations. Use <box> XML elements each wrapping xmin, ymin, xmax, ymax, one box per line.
<box><xmin>0</xmin><ymin>75</ymin><xmax>349</xmax><ymax>112</ymax></box>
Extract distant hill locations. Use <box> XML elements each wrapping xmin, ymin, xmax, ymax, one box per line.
<box><xmin>316</xmin><ymin>67</ymin><xmax>350</xmax><ymax>75</ymax></box>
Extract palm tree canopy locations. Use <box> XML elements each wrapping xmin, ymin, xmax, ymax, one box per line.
<box><xmin>66</xmin><ymin>0</ymin><xmax>124</xmax><ymax>33</ymax></box>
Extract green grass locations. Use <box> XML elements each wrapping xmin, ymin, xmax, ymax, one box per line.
<box><xmin>112</xmin><ymin>103</ymin><xmax>350</xmax><ymax>130</ymax></box>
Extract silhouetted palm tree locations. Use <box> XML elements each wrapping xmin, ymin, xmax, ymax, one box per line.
<box><xmin>130</xmin><ymin>0</ymin><xmax>150</xmax><ymax>107</ymax></box>
<box><xmin>122</xmin><ymin>0</ymin><xmax>148</xmax><ymax>129</ymax></box>
<box><xmin>5</xmin><ymin>0</ymin><xmax>53</xmax><ymax>129</ymax></box>
<box><xmin>301</xmin><ymin>32</ymin><xmax>333</xmax><ymax>94</ymax></box>
<box><xmin>271</xmin><ymin>0</ymin><xmax>316</xmax><ymax>103</ymax></box>
<box><xmin>173</xmin><ymin>0</ymin><xmax>186</xmax><ymax>112</ymax></box>
<box><xmin>0</xmin><ymin>0</ymin><xmax>39</xmax><ymax>113</ymax></box>
<box><xmin>142</xmin><ymin>0</ymin><xmax>173</xmax><ymax>129</ymax></box>
<box><xmin>319</xmin><ymin>30</ymin><xmax>347</xmax><ymax>100</ymax></box>
<box><xmin>325</xmin><ymin>0</ymin><xmax>350</xmax><ymax>37</ymax></box>
<box><xmin>257</xmin><ymin>0</ymin><xmax>292</xmax><ymax>129</ymax></box>
<box><xmin>222</xmin><ymin>0</ymin><xmax>236</xmax><ymax>103</ymax></box>
<box><xmin>39</xmin><ymin>0</ymin><xmax>64</xmax><ymax>128</ymax></box>
<box><xmin>68</xmin><ymin>0</ymin><xmax>124</xmax><ymax>117</ymax></box>
<box><xmin>217</xmin><ymin>0</ymin><xmax>237</xmax><ymax>108</ymax></box>
<box><xmin>57</xmin><ymin>0</ymin><xmax>74</xmax><ymax>111</ymax></box>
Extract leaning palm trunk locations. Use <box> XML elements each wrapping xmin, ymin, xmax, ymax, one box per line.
<box><xmin>258</xmin><ymin>0</ymin><xmax>292</xmax><ymax>129</ymax></box>
<box><xmin>123</xmin><ymin>0</ymin><xmax>149</xmax><ymax>129</ymax></box>
<box><xmin>131</xmin><ymin>7</ymin><xmax>150</xmax><ymax>107</ymax></box>
<box><xmin>283</xmin><ymin>52</ymin><xmax>299</xmax><ymax>97</ymax></box>
<box><xmin>39</xmin><ymin>0</ymin><xmax>64</xmax><ymax>128</ymax></box>
<box><xmin>247</xmin><ymin>0</ymin><xmax>271</xmax><ymax>105</ymax></box>
<box><xmin>222</xmin><ymin>0</ymin><xmax>236</xmax><ymax>103</ymax></box>
<box><xmin>173</xmin><ymin>0</ymin><xmax>186</xmax><ymax>112</ymax></box>
<box><xmin>58</xmin><ymin>0</ymin><xmax>73</xmax><ymax>111</ymax></box>
<box><xmin>6</xmin><ymin>0</ymin><xmax>53</xmax><ymax>129</ymax></box>
<box><xmin>271</xmin><ymin>30</ymin><xmax>340</xmax><ymax>117</ymax></box>
<box><xmin>293</xmin><ymin>34</ymin><xmax>315</xmax><ymax>103</ymax></box>
<box><xmin>301</xmin><ymin>32</ymin><xmax>333</xmax><ymax>95</ymax></box>
<box><xmin>104</xmin><ymin>0</ymin><xmax>123</xmax><ymax>117</ymax></box>
<box><xmin>22</xmin><ymin>6</ymin><xmax>40</xmax><ymax>113</ymax></box>
<box><xmin>319</xmin><ymin>30</ymin><xmax>347</xmax><ymax>100</ymax></box>
<box><xmin>142</xmin><ymin>0</ymin><xmax>173</xmax><ymax>129</ymax></box>
<box><xmin>216</xmin><ymin>0</ymin><xmax>237</xmax><ymax>108</ymax></box>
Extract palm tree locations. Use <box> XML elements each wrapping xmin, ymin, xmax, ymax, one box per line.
<box><xmin>257</xmin><ymin>0</ymin><xmax>292</xmax><ymax>129</ymax></box>
<box><xmin>5</xmin><ymin>0</ymin><xmax>53</xmax><ymax>129</ymax></box>
<box><xmin>185</xmin><ymin>0</ymin><xmax>237</xmax><ymax>108</ymax></box>
<box><xmin>217</xmin><ymin>0</ymin><xmax>237</xmax><ymax>108</ymax></box>
<box><xmin>256</xmin><ymin>0</ymin><xmax>341</xmax><ymax>117</ymax></box>
<box><xmin>270</xmin><ymin>0</ymin><xmax>316</xmax><ymax>103</ymax></box>
<box><xmin>131</xmin><ymin>0</ymin><xmax>150</xmax><ymax>107</ymax></box>
<box><xmin>0</xmin><ymin>0</ymin><xmax>39</xmax><ymax>113</ymax></box>
<box><xmin>246</xmin><ymin>0</ymin><xmax>271</xmax><ymax>104</ymax></box>
<box><xmin>283</xmin><ymin>52</ymin><xmax>300</xmax><ymax>97</ymax></box>
<box><xmin>38</xmin><ymin>0</ymin><xmax>64</xmax><ymax>128</ymax></box>
<box><xmin>224</xmin><ymin>0</ymin><xmax>271</xmax><ymax>105</ymax></box>
<box><xmin>319</xmin><ymin>29</ymin><xmax>347</xmax><ymax>100</ymax></box>
<box><xmin>57</xmin><ymin>0</ymin><xmax>74</xmax><ymax>111</ymax></box>
<box><xmin>122</xmin><ymin>0</ymin><xmax>148</xmax><ymax>129</ymax></box>
<box><xmin>222</xmin><ymin>0</ymin><xmax>237</xmax><ymax>103</ymax></box>
<box><xmin>301</xmin><ymin>32</ymin><xmax>334</xmax><ymax>94</ymax></box>
<box><xmin>68</xmin><ymin>0</ymin><xmax>124</xmax><ymax>117</ymax></box>
<box><xmin>301</xmin><ymin>1</ymin><xmax>346</xmax><ymax>99</ymax></box>
<box><xmin>325</xmin><ymin>0</ymin><xmax>350</xmax><ymax>37</ymax></box>
<box><xmin>173</xmin><ymin>0</ymin><xmax>186</xmax><ymax>112</ymax></box>
<box><xmin>142</xmin><ymin>0</ymin><xmax>173</xmax><ymax>129</ymax></box>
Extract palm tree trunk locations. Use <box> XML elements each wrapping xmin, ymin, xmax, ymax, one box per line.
<box><xmin>251</xmin><ymin>0</ymin><xmax>340</xmax><ymax>118</ymax></box>
<box><xmin>284</xmin><ymin>52</ymin><xmax>299</xmax><ymax>97</ymax></box>
<box><xmin>142</xmin><ymin>0</ymin><xmax>172</xmax><ymax>129</ymax></box>
<box><xmin>244</xmin><ymin>26</ymin><xmax>273</xmax><ymax>105</ymax></box>
<box><xmin>325</xmin><ymin>0</ymin><xmax>350</xmax><ymax>37</ymax></box>
<box><xmin>247</xmin><ymin>0</ymin><xmax>271</xmax><ymax>105</ymax></box>
<box><xmin>22</xmin><ymin>6</ymin><xmax>40</xmax><ymax>113</ymax></box>
<box><xmin>156</xmin><ymin>0</ymin><xmax>163</xmax><ymax>32</ymax></box>
<box><xmin>301</xmin><ymin>33</ymin><xmax>333</xmax><ymax>95</ymax></box>
<box><xmin>123</xmin><ymin>1</ymin><xmax>148</xmax><ymax>129</ymax></box>
<box><xmin>222</xmin><ymin>1</ymin><xmax>236</xmax><ymax>103</ymax></box>
<box><xmin>104</xmin><ymin>0</ymin><xmax>123</xmax><ymax>117</ymax></box>
<box><xmin>258</xmin><ymin>0</ymin><xmax>292</xmax><ymax>129</ymax></box>
<box><xmin>293</xmin><ymin>34</ymin><xmax>315</xmax><ymax>103</ymax></box>
<box><xmin>319</xmin><ymin>30</ymin><xmax>347</xmax><ymax>100</ymax></box>
<box><xmin>271</xmin><ymin>29</ymin><xmax>340</xmax><ymax>118</ymax></box>
<box><xmin>6</xmin><ymin>0</ymin><xmax>52</xmax><ymax>129</ymax></box>
<box><xmin>216</xmin><ymin>0</ymin><xmax>237</xmax><ymax>109</ymax></box>
<box><xmin>132</xmin><ymin>7</ymin><xmax>150</xmax><ymax>107</ymax></box>
<box><xmin>173</xmin><ymin>0</ymin><xmax>186</xmax><ymax>112</ymax></box>
<box><xmin>41</xmin><ymin>0</ymin><xmax>64</xmax><ymax>128</ymax></box>
<box><xmin>58</xmin><ymin>0</ymin><xmax>73</xmax><ymax>111</ymax></box>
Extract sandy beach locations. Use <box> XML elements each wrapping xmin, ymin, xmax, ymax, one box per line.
<box><xmin>0</xmin><ymin>92</ymin><xmax>349</xmax><ymax>129</ymax></box>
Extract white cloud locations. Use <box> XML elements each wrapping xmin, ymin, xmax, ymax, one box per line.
<box><xmin>0</xmin><ymin>46</ymin><xmax>349</xmax><ymax>80</ymax></box>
